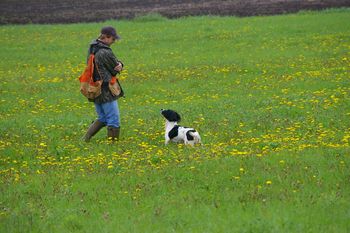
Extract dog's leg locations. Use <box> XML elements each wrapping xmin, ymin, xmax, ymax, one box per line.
<box><xmin>184</xmin><ymin>139</ymin><xmax>189</xmax><ymax>145</ymax></box>
<box><xmin>164</xmin><ymin>133</ymin><xmax>170</xmax><ymax>145</ymax></box>
<box><xmin>195</xmin><ymin>133</ymin><xmax>202</xmax><ymax>145</ymax></box>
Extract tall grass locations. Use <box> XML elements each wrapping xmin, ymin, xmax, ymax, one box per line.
<box><xmin>0</xmin><ymin>8</ymin><xmax>349</xmax><ymax>232</ymax></box>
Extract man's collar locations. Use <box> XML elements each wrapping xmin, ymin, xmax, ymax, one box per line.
<box><xmin>97</xmin><ymin>39</ymin><xmax>110</xmax><ymax>47</ymax></box>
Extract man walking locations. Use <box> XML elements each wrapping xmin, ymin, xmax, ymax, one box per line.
<box><xmin>83</xmin><ymin>26</ymin><xmax>124</xmax><ymax>142</ymax></box>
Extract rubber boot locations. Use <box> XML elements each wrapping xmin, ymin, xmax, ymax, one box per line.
<box><xmin>107</xmin><ymin>126</ymin><xmax>120</xmax><ymax>141</ymax></box>
<box><xmin>83</xmin><ymin>120</ymin><xmax>106</xmax><ymax>142</ymax></box>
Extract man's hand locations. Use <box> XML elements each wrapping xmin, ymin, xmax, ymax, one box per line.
<box><xmin>114</xmin><ymin>62</ymin><xmax>123</xmax><ymax>72</ymax></box>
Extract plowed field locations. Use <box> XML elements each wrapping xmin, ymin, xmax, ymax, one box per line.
<box><xmin>1</xmin><ymin>0</ymin><xmax>349</xmax><ymax>24</ymax></box>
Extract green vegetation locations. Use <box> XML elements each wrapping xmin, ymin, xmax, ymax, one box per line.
<box><xmin>0</xmin><ymin>9</ymin><xmax>349</xmax><ymax>232</ymax></box>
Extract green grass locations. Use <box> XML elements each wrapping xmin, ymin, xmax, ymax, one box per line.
<box><xmin>1</xmin><ymin>8</ymin><xmax>350</xmax><ymax>232</ymax></box>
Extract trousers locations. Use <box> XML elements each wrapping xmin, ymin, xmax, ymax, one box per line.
<box><xmin>94</xmin><ymin>100</ymin><xmax>120</xmax><ymax>128</ymax></box>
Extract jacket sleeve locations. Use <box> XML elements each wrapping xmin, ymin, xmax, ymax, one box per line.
<box><xmin>100</xmin><ymin>49</ymin><xmax>119</xmax><ymax>74</ymax></box>
<box><xmin>95</xmin><ymin>49</ymin><xmax>120</xmax><ymax>82</ymax></box>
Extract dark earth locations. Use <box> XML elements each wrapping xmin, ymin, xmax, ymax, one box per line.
<box><xmin>1</xmin><ymin>0</ymin><xmax>349</xmax><ymax>24</ymax></box>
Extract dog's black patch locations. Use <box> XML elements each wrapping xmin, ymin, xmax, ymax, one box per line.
<box><xmin>168</xmin><ymin>125</ymin><xmax>179</xmax><ymax>139</ymax></box>
<box><xmin>161</xmin><ymin>109</ymin><xmax>181</xmax><ymax>122</ymax></box>
<box><xmin>186</xmin><ymin>130</ymin><xmax>196</xmax><ymax>141</ymax></box>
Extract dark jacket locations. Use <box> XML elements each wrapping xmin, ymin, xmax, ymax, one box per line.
<box><xmin>87</xmin><ymin>39</ymin><xmax>122</xmax><ymax>104</ymax></box>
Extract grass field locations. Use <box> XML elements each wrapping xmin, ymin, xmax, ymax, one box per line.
<box><xmin>1</xmin><ymin>9</ymin><xmax>350</xmax><ymax>232</ymax></box>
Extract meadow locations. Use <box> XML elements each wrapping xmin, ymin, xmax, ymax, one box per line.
<box><xmin>0</xmin><ymin>9</ymin><xmax>350</xmax><ymax>232</ymax></box>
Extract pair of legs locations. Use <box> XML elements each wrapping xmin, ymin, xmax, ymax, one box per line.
<box><xmin>83</xmin><ymin>100</ymin><xmax>120</xmax><ymax>141</ymax></box>
<box><xmin>94</xmin><ymin>100</ymin><xmax>120</xmax><ymax>128</ymax></box>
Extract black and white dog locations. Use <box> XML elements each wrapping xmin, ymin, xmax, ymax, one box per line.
<box><xmin>160</xmin><ymin>109</ymin><xmax>202</xmax><ymax>146</ymax></box>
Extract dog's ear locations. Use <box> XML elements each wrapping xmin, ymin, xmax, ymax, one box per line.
<box><xmin>173</xmin><ymin>111</ymin><xmax>181</xmax><ymax>122</ymax></box>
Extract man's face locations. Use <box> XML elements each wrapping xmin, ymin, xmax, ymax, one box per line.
<box><xmin>105</xmin><ymin>36</ymin><xmax>116</xmax><ymax>46</ymax></box>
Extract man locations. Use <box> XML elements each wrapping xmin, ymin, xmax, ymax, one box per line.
<box><xmin>83</xmin><ymin>26</ymin><xmax>123</xmax><ymax>142</ymax></box>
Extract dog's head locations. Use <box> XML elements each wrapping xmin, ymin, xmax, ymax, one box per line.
<box><xmin>161</xmin><ymin>109</ymin><xmax>181</xmax><ymax>122</ymax></box>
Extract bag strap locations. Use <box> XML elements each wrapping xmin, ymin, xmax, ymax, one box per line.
<box><xmin>93</xmin><ymin>56</ymin><xmax>104</xmax><ymax>82</ymax></box>
<box><xmin>89</xmin><ymin>54</ymin><xmax>95</xmax><ymax>83</ymax></box>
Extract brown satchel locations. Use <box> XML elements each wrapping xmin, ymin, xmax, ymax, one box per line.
<box><xmin>109</xmin><ymin>77</ymin><xmax>124</xmax><ymax>98</ymax></box>
<box><xmin>79</xmin><ymin>53</ymin><xmax>102</xmax><ymax>99</ymax></box>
